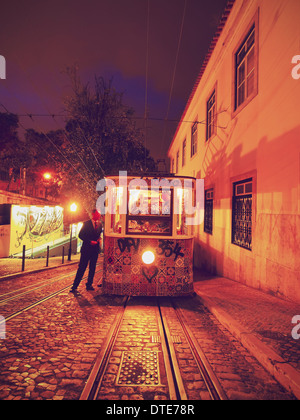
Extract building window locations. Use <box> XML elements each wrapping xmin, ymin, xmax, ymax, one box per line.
<box><xmin>176</xmin><ymin>150</ymin><xmax>179</xmax><ymax>173</ymax></box>
<box><xmin>191</xmin><ymin>122</ymin><xmax>198</xmax><ymax>157</ymax></box>
<box><xmin>182</xmin><ymin>139</ymin><xmax>186</xmax><ymax>167</ymax></box>
<box><xmin>232</xmin><ymin>178</ymin><xmax>253</xmax><ymax>250</ymax></box>
<box><xmin>0</xmin><ymin>170</ymin><xmax>9</xmax><ymax>182</ymax></box>
<box><xmin>206</xmin><ymin>91</ymin><xmax>216</xmax><ymax>140</ymax></box>
<box><xmin>0</xmin><ymin>204</ymin><xmax>11</xmax><ymax>225</ymax></box>
<box><xmin>235</xmin><ymin>25</ymin><xmax>256</xmax><ymax>110</ymax></box>
<box><xmin>204</xmin><ymin>189</ymin><xmax>214</xmax><ymax>234</ymax></box>
<box><xmin>171</xmin><ymin>158</ymin><xmax>175</xmax><ymax>174</ymax></box>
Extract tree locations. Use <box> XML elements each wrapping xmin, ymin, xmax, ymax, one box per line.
<box><xmin>0</xmin><ymin>70</ymin><xmax>156</xmax><ymax>214</ymax></box>
<box><xmin>24</xmin><ymin>129</ymin><xmax>65</xmax><ymax>198</ymax></box>
<box><xmin>0</xmin><ymin>113</ymin><xmax>34</xmax><ymax>189</ymax></box>
<box><xmin>0</xmin><ymin>115</ymin><xmax>64</xmax><ymax>196</ymax></box>
<box><xmin>60</xmin><ymin>68</ymin><xmax>156</xmax><ymax>213</ymax></box>
<box><xmin>0</xmin><ymin>112</ymin><xmax>19</xmax><ymax>152</ymax></box>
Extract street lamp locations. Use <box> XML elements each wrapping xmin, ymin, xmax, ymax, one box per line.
<box><xmin>42</xmin><ymin>173</ymin><xmax>52</xmax><ymax>199</ymax></box>
<box><xmin>70</xmin><ymin>203</ymin><xmax>78</xmax><ymax>212</ymax></box>
<box><xmin>68</xmin><ymin>202</ymin><xmax>78</xmax><ymax>261</ymax></box>
<box><xmin>43</xmin><ymin>172</ymin><xmax>52</xmax><ymax>180</ymax></box>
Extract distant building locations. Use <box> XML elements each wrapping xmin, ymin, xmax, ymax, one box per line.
<box><xmin>0</xmin><ymin>168</ymin><xmax>48</xmax><ymax>200</ymax></box>
<box><xmin>168</xmin><ymin>0</ymin><xmax>300</xmax><ymax>303</ymax></box>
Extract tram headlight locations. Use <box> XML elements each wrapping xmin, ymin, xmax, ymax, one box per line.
<box><xmin>142</xmin><ymin>250</ymin><xmax>155</xmax><ymax>265</ymax></box>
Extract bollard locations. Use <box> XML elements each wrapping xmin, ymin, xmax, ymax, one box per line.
<box><xmin>0</xmin><ymin>316</ymin><xmax>5</xmax><ymax>340</ymax></box>
<box><xmin>46</xmin><ymin>246</ymin><xmax>50</xmax><ymax>267</ymax></box>
<box><xmin>62</xmin><ymin>246</ymin><xmax>65</xmax><ymax>264</ymax></box>
<box><xmin>68</xmin><ymin>243</ymin><xmax>72</xmax><ymax>262</ymax></box>
<box><xmin>22</xmin><ymin>245</ymin><xmax>26</xmax><ymax>272</ymax></box>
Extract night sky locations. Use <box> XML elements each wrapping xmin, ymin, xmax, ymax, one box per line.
<box><xmin>0</xmin><ymin>0</ymin><xmax>228</xmax><ymax>162</ymax></box>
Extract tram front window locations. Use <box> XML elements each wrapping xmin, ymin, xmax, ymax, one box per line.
<box><xmin>127</xmin><ymin>188</ymin><xmax>172</xmax><ymax>236</ymax></box>
<box><xmin>128</xmin><ymin>189</ymin><xmax>171</xmax><ymax>216</ymax></box>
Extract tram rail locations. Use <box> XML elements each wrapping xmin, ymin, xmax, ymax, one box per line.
<box><xmin>80</xmin><ymin>296</ymin><xmax>129</xmax><ymax>400</ymax></box>
<box><xmin>80</xmin><ymin>296</ymin><xmax>227</xmax><ymax>401</ymax></box>
<box><xmin>0</xmin><ymin>260</ymin><xmax>227</xmax><ymax>401</ymax></box>
<box><xmin>166</xmin><ymin>298</ymin><xmax>227</xmax><ymax>400</ymax></box>
<box><xmin>0</xmin><ymin>270</ymin><xmax>78</xmax><ymax>304</ymax></box>
<box><xmin>0</xmin><ymin>259</ymin><xmax>103</xmax><ymax>302</ymax></box>
<box><xmin>0</xmin><ymin>265</ymin><xmax>103</xmax><ymax>321</ymax></box>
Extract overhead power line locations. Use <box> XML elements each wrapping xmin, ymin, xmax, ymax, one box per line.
<box><xmin>0</xmin><ymin>110</ymin><xmax>227</xmax><ymax>129</ymax></box>
<box><xmin>144</xmin><ymin>0</ymin><xmax>150</xmax><ymax>169</ymax></box>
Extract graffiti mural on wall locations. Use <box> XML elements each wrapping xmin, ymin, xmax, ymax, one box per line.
<box><xmin>10</xmin><ymin>206</ymin><xmax>64</xmax><ymax>255</ymax></box>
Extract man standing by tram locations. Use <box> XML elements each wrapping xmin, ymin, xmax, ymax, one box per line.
<box><xmin>70</xmin><ymin>209</ymin><xmax>102</xmax><ymax>293</ymax></box>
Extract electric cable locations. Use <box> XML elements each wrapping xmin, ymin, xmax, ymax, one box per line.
<box><xmin>144</xmin><ymin>0</ymin><xmax>150</xmax><ymax>169</ymax></box>
<box><xmin>1</xmin><ymin>111</ymin><xmax>227</xmax><ymax>129</ymax></box>
<box><xmin>160</xmin><ymin>0</ymin><xmax>188</xmax><ymax>157</ymax></box>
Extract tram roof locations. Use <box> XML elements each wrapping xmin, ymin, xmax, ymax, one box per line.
<box><xmin>104</xmin><ymin>172</ymin><xmax>196</xmax><ymax>181</ymax></box>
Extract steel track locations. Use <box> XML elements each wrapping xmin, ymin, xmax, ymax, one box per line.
<box><xmin>0</xmin><ymin>267</ymin><xmax>103</xmax><ymax>322</ymax></box>
<box><xmin>80</xmin><ymin>296</ymin><xmax>227</xmax><ymax>401</ymax></box>
<box><xmin>165</xmin><ymin>298</ymin><xmax>227</xmax><ymax>400</ymax></box>
<box><xmin>0</xmin><ymin>270</ymin><xmax>78</xmax><ymax>304</ymax></box>
<box><xmin>0</xmin><ymin>261</ymin><xmax>103</xmax><ymax>303</ymax></box>
<box><xmin>80</xmin><ymin>296</ymin><xmax>129</xmax><ymax>400</ymax></box>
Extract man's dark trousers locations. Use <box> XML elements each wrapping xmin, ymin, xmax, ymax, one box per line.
<box><xmin>71</xmin><ymin>218</ymin><xmax>102</xmax><ymax>290</ymax></box>
<box><xmin>72</xmin><ymin>247</ymin><xmax>99</xmax><ymax>290</ymax></box>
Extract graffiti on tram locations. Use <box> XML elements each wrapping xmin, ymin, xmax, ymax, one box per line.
<box><xmin>117</xmin><ymin>238</ymin><xmax>140</xmax><ymax>254</ymax></box>
<box><xmin>117</xmin><ymin>238</ymin><xmax>185</xmax><ymax>262</ymax></box>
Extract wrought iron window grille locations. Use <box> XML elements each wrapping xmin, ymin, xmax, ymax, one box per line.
<box><xmin>204</xmin><ymin>189</ymin><xmax>214</xmax><ymax>235</ymax></box>
<box><xmin>232</xmin><ymin>179</ymin><xmax>252</xmax><ymax>250</ymax></box>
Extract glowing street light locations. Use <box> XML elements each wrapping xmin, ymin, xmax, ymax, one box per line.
<box><xmin>43</xmin><ymin>172</ymin><xmax>52</xmax><ymax>180</ymax></box>
<box><xmin>70</xmin><ymin>203</ymin><xmax>78</xmax><ymax>212</ymax></box>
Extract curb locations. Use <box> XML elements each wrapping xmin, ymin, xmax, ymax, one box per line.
<box><xmin>195</xmin><ymin>293</ymin><xmax>300</xmax><ymax>400</ymax></box>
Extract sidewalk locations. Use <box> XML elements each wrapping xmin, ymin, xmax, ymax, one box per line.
<box><xmin>193</xmin><ymin>270</ymin><xmax>300</xmax><ymax>399</ymax></box>
<box><xmin>0</xmin><ymin>255</ymin><xmax>81</xmax><ymax>280</ymax></box>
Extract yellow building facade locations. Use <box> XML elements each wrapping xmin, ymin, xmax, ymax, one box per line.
<box><xmin>168</xmin><ymin>0</ymin><xmax>300</xmax><ymax>303</ymax></box>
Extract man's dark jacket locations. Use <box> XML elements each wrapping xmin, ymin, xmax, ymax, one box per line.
<box><xmin>78</xmin><ymin>220</ymin><xmax>102</xmax><ymax>254</ymax></box>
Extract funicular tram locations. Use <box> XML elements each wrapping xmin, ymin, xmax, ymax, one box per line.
<box><xmin>101</xmin><ymin>174</ymin><xmax>197</xmax><ymax>296</ymax></box>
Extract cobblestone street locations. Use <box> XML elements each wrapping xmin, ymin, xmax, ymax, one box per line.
<box><xmin>0</xmin><ymin>262</ymin><xmax>122</xmax><ymax>400</ymax></box>
<box><xmin>0</xmin><ymin>262</ymin><xmax>298</xmax><ymax>401</ymax></box>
